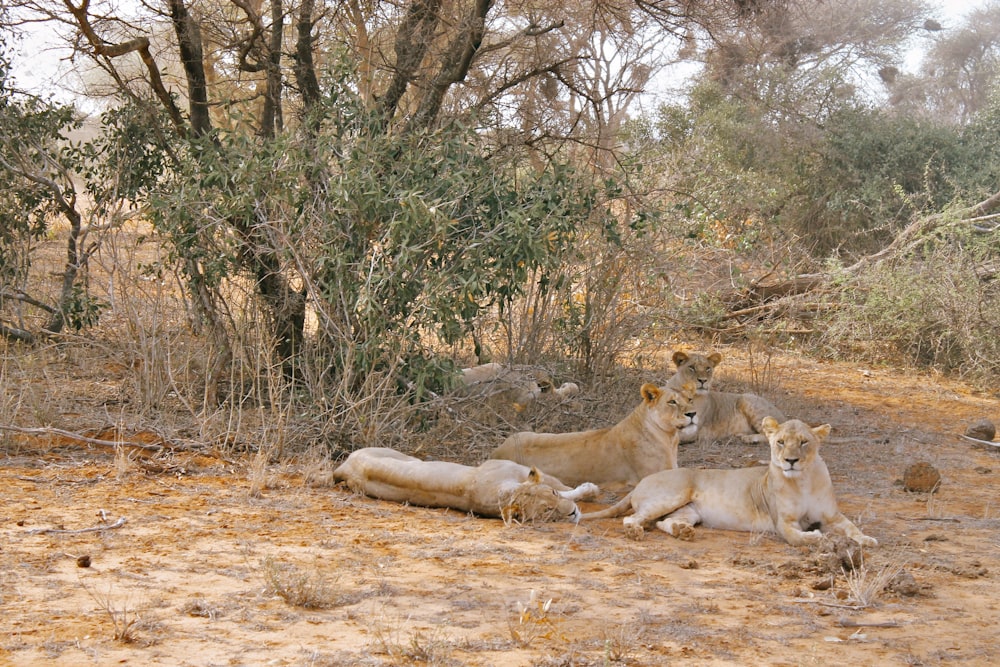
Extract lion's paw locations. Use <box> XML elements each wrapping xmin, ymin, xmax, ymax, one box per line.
<box><xmin>575</xmin><ymin>482</ymin><xmax>600</xmax><ymax>500</ymax></box>
<box><xmin>623</xmin><ymin>519</ymin><xmax>645</xmax><ymax>541</ymax></box>
<box><xmin>856</xmin><ymin>534</ymin><xmax>878</xmax><ymax>548</ymax></box>
<box><xmin>795</xmin><ymin>530</ymin><xmax>824</xmax><ymax>545</ymax></box>
<box><xmin>656</xmin><ymin>519</ymin><xmax>695</xmax><ymax>541</ymax></box>
<box><xmin>673</xmin><ymin>523</ymin><xmax>696</xmax><ymax>541</ymax></box>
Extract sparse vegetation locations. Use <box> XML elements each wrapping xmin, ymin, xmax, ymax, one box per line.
<box><xmin>1</xmin><ymin>1</ymin><xmax>1000</xmax><ymax>664</ymax></box>
<box><xmin>842</xmin><ymin>557</ymin><xmax>906</xmax><ymax>608</ymax></box>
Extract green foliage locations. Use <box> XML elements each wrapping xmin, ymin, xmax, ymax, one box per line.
<box><xmin>146</xmin><ymin>59</ymin><xmax>603</xmax><ymax>394</ymax></box>
<box><xmin>820</xmin><ymin>223</ymin><xmax>1000</xmax><ymax>381</ymax></box>
<box><xmin>0</xmin><ymin>56</ymin><xmax>78</xmax><ymax>288</ymax></box>
<box><xmin>68</xmin><ymin>101</ymin><xmax>172</xmax><ymax>215</ymax></box>
<box><xmin>805</xmin><ymin>106</ymin><xmax>965</xmax><ymax>254</ymax></box>
<box><xmin>64</xmin><ymin>284</ymin><xmax>107</xmax><ymax>331</ymax></box>
<box><xmin>646</xmin><ymin>76</ymin><xmax>988</xmax><ymax>261</ymax></box>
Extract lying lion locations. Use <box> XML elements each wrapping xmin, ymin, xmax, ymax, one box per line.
<box><xmin>668</xmin><ymin>350</ymin><xmax>785</xmax><ymax>444</ymax></box>
<box><xmin>458</xmin><ymin>363</ymin><xmax>579</xmax><ymax>412</ymax></box>
<box><xmin>333</xmin><ymin>447</ymin><xmax>599</xmax><ymax>524</ymax></box>
<box><xmin>581</xmin><ymin>417</ymin><xmax>878</xmax><ymax>547</ymax></box>
<box><xmin>489</xmin><ymin>381</ymin><xmax>697</xmax><ymax>488</ymax></box>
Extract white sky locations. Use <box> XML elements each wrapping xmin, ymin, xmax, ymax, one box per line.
<box><xmin>7</xmin><ymin>1</ymin><xmax>989</xmax><ymax>105</ymax></box>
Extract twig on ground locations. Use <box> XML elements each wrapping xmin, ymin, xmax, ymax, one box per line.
<box><xmin>26</xmin><ymin>516</ymin><xmax>127</xmax><ymax>535</ymax></box>
<box><xmin>837</xmin><ymin>618</ymin><xmax>900</xmax><ymax>628</ymax></box>
<box><xmin>0</xmin><ymin>424</ymin><xmax>164</xmax><ymax>452</ymax></box>
<box><xmin>960</xmin><ymin>434</ymin><xmax>1000</xmax><ymax>448</ymax></box>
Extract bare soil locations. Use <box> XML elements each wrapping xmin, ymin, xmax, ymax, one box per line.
<box><xmin>3</xmin><ymin>351</ymin><xmax>999</xmax><ymax>666</ymax></box>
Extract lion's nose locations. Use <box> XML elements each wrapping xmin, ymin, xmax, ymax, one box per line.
<box><xmin>785</xmin><ymin>458</ymin><xmax>799</xmax><ymax>467</ymax></box>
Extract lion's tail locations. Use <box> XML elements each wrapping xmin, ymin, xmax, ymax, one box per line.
<box><xmin>579</xmin><ymin>493</ymin><xmax>633</xmax><ymax>520</ymax></box>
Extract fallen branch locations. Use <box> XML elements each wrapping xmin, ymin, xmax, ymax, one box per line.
<box><xmin>960</xmin><ymin>434</ymin><xmax>1000</xmax><ymax>449</ymax></box>
<box><xmin>27</xmin><ymin>516</ymin><xmax>128</xmax><ymax>535</ymax></box>
<box><xmin>0</xmin><ymin>424</ymin><xmax>164</xmax><ymax>452</ymax></box>
<box><xmin>837</xmin><ymin>618</ymin><xmax>901</xmax><ymax>628</ymax></box>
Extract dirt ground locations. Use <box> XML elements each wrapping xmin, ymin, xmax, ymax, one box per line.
<box><xmin>3</xmin><ymin>350</ymin><xmax>999</xmax><ymax>666</ymax></box>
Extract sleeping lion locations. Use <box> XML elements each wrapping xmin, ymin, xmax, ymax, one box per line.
<box><xmin>333</xmin><ymin>447</ymin><xmax>600</xmax><ymax>524</ymax></box>
<box><xmin>668</xmin><ymin>350</ymin><xmax>785</xmax><ymax>444</ymax></box>
<box><xmin>581</xmin><ymin>417</ymin><xmax>878</xmax><ymax>547</ymax></box>
<box><xmin>489</xmin><ymin>381</ymin><xmax>697</xmax><ymax>487</ymax></box>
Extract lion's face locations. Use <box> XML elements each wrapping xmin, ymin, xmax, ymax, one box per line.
<box><xmin>671</xmin><ymin>350</ymin><xmax>722</xmax><ymax>394</ymax></box>
<box><xmin>641</xmin><ymin>381</ymin><xmax>698</xmax><ymax>432</ymax></box>
<box><xmin>499</xmin><ymin>470</ymin><xmax>581</xmax><ymax>524</ymax></box>
<box><xmin>761</xmin><ymin>417</ymin><xmax>831</xmax><ymax>478</ymax></box>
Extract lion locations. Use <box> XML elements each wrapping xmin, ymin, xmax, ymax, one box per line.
<box><xmin>488</xmin><ymin>381</ymin><xmax>698</xmax><ymax>488</ymax></box>
<box><xmin>581</xmin><ymin>417</ymin><xmax>878</xmax><ymax>547</ymax></box>
<box><xmin>458</xmin><ymin>363</ymin><xmax>578</xmax><ymax>411</ymax></box>
<box><xmin>668</xmin><ymin>350</ymin><xmax>785</xmax><ymax>444</ymax></box>
<box><xmin>333</xmin><ymin>447</ymin><xmax>600</xmax><ymax>524</ymax></box>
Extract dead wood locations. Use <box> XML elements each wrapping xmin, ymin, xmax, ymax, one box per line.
<box><xmin>716</xmin><ymin>189</ymin><xmax>1000</xmax><ymax>329</ymax></box>
<box><xmin>0</xmin><ymin>425</ymin><xmax>166</xmax><ymax>452</ymax></box>
<box><xmin>26</xmin><ymin>516</ymin><xmax>127</xmax><ymax>535</ymax></box>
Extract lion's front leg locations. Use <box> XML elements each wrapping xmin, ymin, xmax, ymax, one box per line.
<box><xmin>622</xmin><ymin>516</ymin><xmax>645</xmax><ymax>540</ymax></box>
<box><xmin>654</xmin><ymin>504</ymin><xmax>700</xmax><ymax>541</ymax></box>
<box><xmin>826</xmin><ymin>513</ymin><xmax>878</xmax><ymax>547</ymax></box>
<box><xmin>776</xmin><ymin>515</ymin><xmax>823</xmax><ymax>546</ymax></box>
<box><xmin>560</xmin><ymin>482</ymin><xmax>600</xmax><ymax>502</ymax></box>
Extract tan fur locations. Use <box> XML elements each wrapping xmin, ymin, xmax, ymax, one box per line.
<box><xmin>668</xmin><ymin>350</ymin><xmax>785</xmax><ymax>444</ymax></box>
<box><xmin>333</xmin><ymin>448</ymin><xmax>599</xmax><ymax>523</ymax></box>
<box><xmin>458</xmin><ymin>363</ymin><xmax>577</xmax><ymax>411</ymax></box>
<box><xmin>581</xmin><ymin>417</ymin><xmax>877</xmax><ymax>547</ymax></box>
<box><xmin>489</xmin><ymin>382</ymin><xmax>698</xmax><ymax>487</ymax></box>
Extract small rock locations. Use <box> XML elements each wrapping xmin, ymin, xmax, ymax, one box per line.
<box><xmin>887</xmin><ymin>570</ymin><xmax>920</xmax><ymax>597</ymax></box>
<box><xmin>811</xmin><ymin>576</ymin><xmax>834</xmax><ymax>591</ymax></box>
<box><xmin>903</xmin><ymin>462</ymin><xmax>941</xmax><ymax>493</ymax></box>
<box><xmin>965</xmin><ymin>419</ymin><xmax>996</xmax><ymax>441</ymax></box>
<box><xmin>76</xmin><ymin>555</ymin><xmax>92</xmax><ymax>568</ymax></box>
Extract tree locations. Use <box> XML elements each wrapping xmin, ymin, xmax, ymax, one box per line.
<box><xmin>888</xmin><ymin>0</ymin><xmax>1000</xmax><ymax>123</ymax></box>
<box><xmin>3</xmin><ymin>0</ymin><xmax>773</xmax><ymax>400</ymax></box>
<box><xmin>0</xmin><ymin>45</ymin><xmax>113</xmax><ymax>341</ymax></box>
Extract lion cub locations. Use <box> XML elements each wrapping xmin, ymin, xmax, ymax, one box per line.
<box><xmin>668</xmin><ymin>350</ymin><xmax>785</xmax><ymax>444</ymax></box>
<box><xmin>581</xmin><ymin>417</ymin><xmax>878</xmax><ymax>547</ymax></box>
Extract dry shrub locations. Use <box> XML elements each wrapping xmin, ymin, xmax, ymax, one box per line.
<box><xmin>842</xmin><ymin>556</ymin><xmax>905</xmax><ymax>608</ymax></box>
<box><xmin>260</xmin><ymin>556</ymin><xmax>339</xmax><ymax>609</ymax></box>
<box><xmin>818</xmin><ymin>232</ymin><xmax>1000</xmax><ymax>384</ymax></box>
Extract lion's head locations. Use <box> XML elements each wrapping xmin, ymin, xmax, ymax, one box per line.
<box><xmin>671</xmin><ymin>350</ymin><xmax>722</xmax><ymax>394</ymax></box>
<box><xmin>498</xmin><ymin>468</ymin><xmax>581</xmax><ymax>525</ymax></box>
<box><xmin>640</xmin><ymin>381</ymin><xmax>698</xmax><ymax>433</ymax></box>
<box><xmin>761</xmin><ymin>416</ymin><xmax>831</xmax><ymax>478</ymax></box>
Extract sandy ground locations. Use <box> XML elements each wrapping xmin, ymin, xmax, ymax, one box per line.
<box><xmin>3</xmin><ymin>352</ymin><xmax>999</xmax><ymax>666</ymax></box>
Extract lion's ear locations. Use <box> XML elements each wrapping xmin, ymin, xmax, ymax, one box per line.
<box><xmin>761</xmin><ymin>416</ymin><xmax>780</xmax><ymax>435</ymax></box>
<box><xmin>811</xmin><ymin>424</ymin><xmax>832</xmax><ymax>441</ymax></box>
<box><xmin>527</xmin><ymin>467</ymin><xmax>542</xmax><ymax>483</ymax></box>
<box><xmin>641</xmin><ymin>383</ymin><xmax>662</xmax><ymax>402</ymax></box>
<box><xmin>708</xmin><ymin>352</ymin><xmax>723</xmax><ymax>366</ymax></box>
<box><xmin>671</xmin><ymin>350</ymin><xmax>689</xmax><ymax>367</ymax></box>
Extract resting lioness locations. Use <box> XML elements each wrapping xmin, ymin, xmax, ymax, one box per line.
<box><xmin>489</xmin><ymin>381</ymin><xmax>697</xmax><ymax>487</ymax></box>
<box><xmin>333</xmin><ymin>447</ymin><xmax>599</xmax><ymax>523</ymax></box>
<box><xmin>582</xmin><ymin>417</ymin><xmax>878</xmax><ymax>547</ymax></box>
<box><xmin>668</xmin><ymin>350</ymin><xmax>785</xmax><ymax>444</ymax></box>
<box><xmin>458</xmin><ymin>363</ymin><xmax>579</xmax><ymax>411</ymax></box>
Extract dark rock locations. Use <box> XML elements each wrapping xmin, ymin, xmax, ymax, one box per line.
<box><xmin>965</xmin><ymin>419</ymin><xmax>996</xmax><ymax>442</ymax></box>
<box><xmin>903</xmin><ymin>462</ymin><xmax>941</xmax><ymax>493</ymax></box>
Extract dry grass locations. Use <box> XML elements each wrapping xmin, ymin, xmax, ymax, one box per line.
<box><xmin>842</xmin><ymin>556</ymin><xmax>906</xmax><ymax>608</ymax></box>
<box><xmin>260</xmin><ymin>556</ymin><xmax>340</xmax><ymax>609</ymax></box>
<box><xmin>82</xmin><ymin>582</ymin><xmax>144</xmax><ymax>643</ymax></box>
